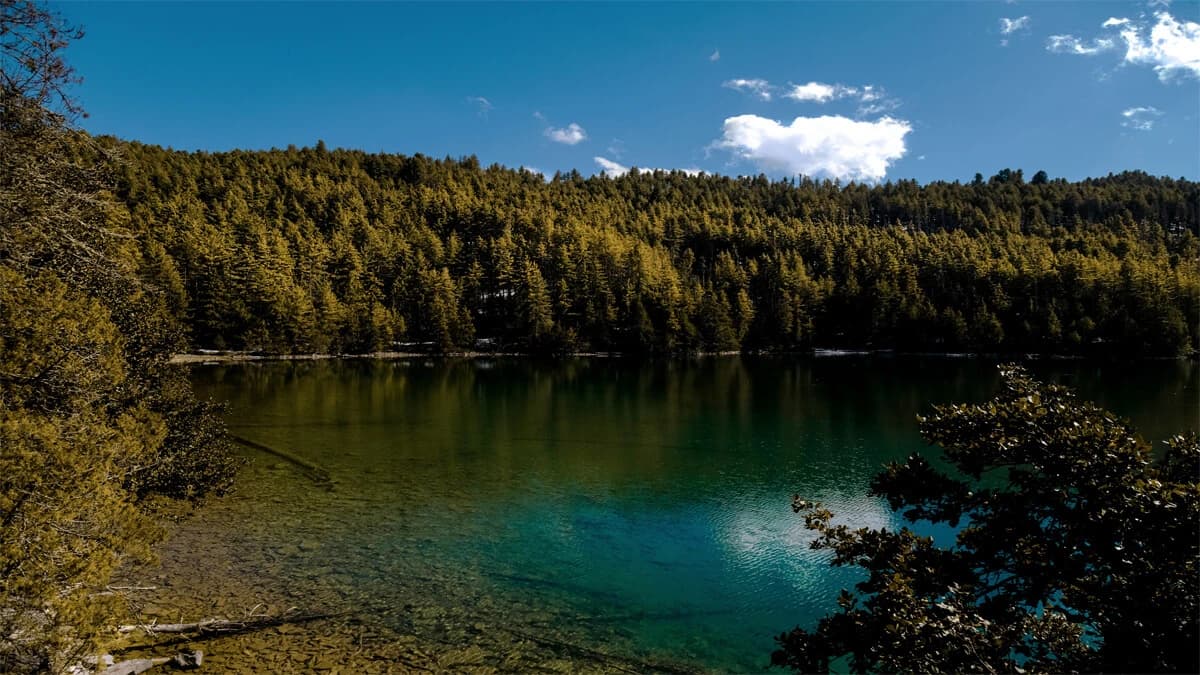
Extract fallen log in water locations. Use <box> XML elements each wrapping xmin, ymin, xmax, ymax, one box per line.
<box><xmin>98</xmin><ymin>651</ymin><xmax>201</xmax><ymax>675</ymax></box>
<box><xmin>118</xmin><ymin>611</ymin><xmax>341</xmax><ymax>636</ymax></box>
<box><xmin>229</xmin><ymin>434</ymin><xmax>334</xmax><ymax>486</ymax></box>
<box><xmin>118</xmin><ymin>618</ymin><xmax>240</xmax><ymax>634</ymax></box>
<box><xmin>98</xmin><ymin>656</ymin><xmax>169</xmax><ymax>675</ymax></box>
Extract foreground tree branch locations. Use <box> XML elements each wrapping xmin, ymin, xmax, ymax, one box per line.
<box><xmin>773</xmin><ymin>365</ymin><xmax>1199</xmax><ymax>673</ymax></box>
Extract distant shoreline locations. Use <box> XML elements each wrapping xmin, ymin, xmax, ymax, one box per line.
<box><xmin>168</xmin><ymin>350</ymin><xmax>741</xmax><ymax>364</ymax></box>
<box><xmin>168</xmin><ymin>349</ymin><xmax>1194</xmax><ymax>365</ymax></box>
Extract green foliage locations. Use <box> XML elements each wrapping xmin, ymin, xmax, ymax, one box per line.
<box><xmin>1</xmin><ymin>2</ymin><xmax>238</xmax><ymax>668</ymax></box>
<box><xmin>107</xmin><ymin>142</ymin><xmax>1200</xmax><ymax>356</ymax></box>
<box><xmin>773</xmin><ymin>366</ymin><xmax>1199</xmax><ymax>673</ymax></box>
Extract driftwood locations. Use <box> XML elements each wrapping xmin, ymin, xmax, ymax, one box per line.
<box><xmin>92</xmin><ymin>585</ymin><xmax>159</xmax><ymax>598</ymax></box>
<box><xmin>98</xmin><ymin>651</ymin><xmax>201</xmax><ymax>675</ymax></box>
<box><xmin>229</xmin><ymin>434</ymin><xmax>334</xmax><ymax>486</ymax></box>
<box><xmin>118</xmin><ymin>618</ymin><xmax>242</xmax><ymax>634</ymax></box>
<box><xmin>98</xmin><ymin>656</ymin><xmax>168</xmax><ymax>675</ymax></box>
<box><xmin>118</xmin><ymin>611</ymin><xmax>341</xmax><ymax>636</ymax></box>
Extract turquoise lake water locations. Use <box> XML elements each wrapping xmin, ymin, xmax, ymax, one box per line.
<box><xmin>188</xmin><ymin>357</ymin><xmax>1198</xmax><ymax>672</ymax></box>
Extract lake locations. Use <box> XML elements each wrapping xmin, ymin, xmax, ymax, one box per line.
<box><xmin>128</xmin><ymin>357</ymin><xmax>1197</xmax><ymax>673</ymax></box>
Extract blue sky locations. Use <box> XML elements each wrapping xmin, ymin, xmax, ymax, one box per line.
<box><xmin>61</xmin><ymin>1</ymin><xmax>1199</xmax><ymax>183</ymax></box>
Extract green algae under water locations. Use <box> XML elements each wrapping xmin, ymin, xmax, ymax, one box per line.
<box><xmin>179</xmin><ymin>356</ymin><xmax>1198</xmax><ymax>672</ymax></box>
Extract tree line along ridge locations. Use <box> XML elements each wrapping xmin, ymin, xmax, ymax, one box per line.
<box><xmin>113</xmin><ymin>142</ymin><xmax>1199</xmax><ymax>357</ymax></box>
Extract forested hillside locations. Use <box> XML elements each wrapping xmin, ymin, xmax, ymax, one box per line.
<box><xmin>113</xmin><ymin>141</ymin><xmax>1200</xmax><ymax>356</ymax></box>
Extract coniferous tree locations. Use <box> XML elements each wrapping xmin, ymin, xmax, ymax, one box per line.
<box><xmin>1</xmin><ymin>4</ymin><xmax>236</xmax><ymax>667</ymax></box>
<box><xmin>93</xmin><ymin>136</ymin><xmax>1200</xmax><ymax>358</ymax></box>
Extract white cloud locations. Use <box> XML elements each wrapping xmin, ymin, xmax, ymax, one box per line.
<box><xmin>593</xmin><ymin>157</ymin><xmax>702</xmax><ymax>177</ymax></box>
<box><xmin>713</xmin><ymin>114</ymin><xmax>912</xmax><ymax>182</ymax></box>
<box><xmin>1050</xmin><ymin>11</ymin><xmax>1200</xmax><ymax>80</ymax></box>
<box><xmin>466</xmin><ymin>96</ymin><xmax>492</xmax><ymax>116</ymax></box>
<box><xmin>1121</xmin><ymin>106</ymin><xmax>1164</xmax><ymax>130</ymax></box>
<box><xmin>782</xmin><ymin>81</ymin><xmax>900</xmax><ymax>116</ymax></box>
<box><xmin>785</xmin><ymin>82</ymin><xmax>858</xmax><ymax>103</ymax></box>
<box><xmin>858</xmin><ymin>98</ymin><xmax>901</xmax><ymax>116</ymax></box>
<box><xmin>1116</xmin><ymin>11</ymin><xmax>1200</xmax><ymax>80</ymax></box>
<box><xmin>710</xmin><ymin>49</ymin><xmax>721</xmax><ymax>62</ymax></box>
<box><xmin>545</xmin><ymin>122</ymin><xmax>587</xmax><ymax>145</ymax></box>
<box><xmin>723</xmin><ymin>78</ymin><xmax>773</xmax><ymax>101</ymax></box>
<box><xmin>1047</xmin><ymin>34</ymin><xmax>1117</xmax><ymax>55</ymax></box>
<box><xmin>594</xmin><ymin>156</ymin><xmax>629</xmax><ymax>177</ymax></box>
<box><xmin>1000</xmin><ymin>16</ymin><xmax>1031</xmax><ymax>35</ymax></box>
<box><xmin>533</xmin><ymin>110</ymin><xmax>546</xmax><ymax>121</ymax></box>
<box><xmin>999</xmin><ymin>16</ymin><xmax>1031</xmax><ymax>46</ymax></box>
<box><xmin>858</xmin><ymin>85</ymin><xmax>886</xmax><ymax>102</ymax></box>
<box><xmin>723</xmin><ymin>79</ymin><xmax>903</xmax><ymax>120</ymax></box>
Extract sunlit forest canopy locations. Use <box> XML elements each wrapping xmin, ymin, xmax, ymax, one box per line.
<box><xmin>111</xmin><ymin>141</ymin><xmax>1198</xmax><ymax>357</ymax></box>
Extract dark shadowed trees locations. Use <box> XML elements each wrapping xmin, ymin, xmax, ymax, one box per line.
<box><xmin>773</xmin><ymin>366</ymin><xmax>1198</xmax><ymax>673</ymax></box>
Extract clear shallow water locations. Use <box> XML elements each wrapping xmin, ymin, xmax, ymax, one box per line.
<box><xmin>188</xmin><ymin>357</ymin><xmax>1198</xmax><ymax>672</ymax></box>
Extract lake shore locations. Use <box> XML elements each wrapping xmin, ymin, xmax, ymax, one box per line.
<box><xmin>169</xmin><ymin>348</ymin><xmax>1193</xmax><ymax>365</ymax></box>
<box><xmin>168</xmin><ymin>349</ymin><xmax>741</xmax><ymax>364</ymax></box>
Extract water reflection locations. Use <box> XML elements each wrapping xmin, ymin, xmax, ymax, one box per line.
<box><xmin>185</xmin><ymin>356</ymin><xmax>1197</xmax><ymax>671</ymax></box>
